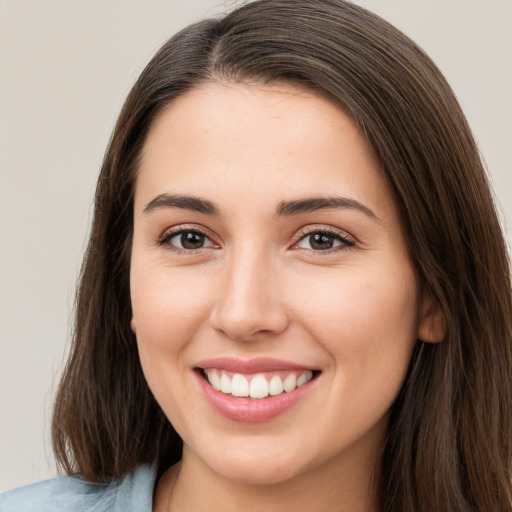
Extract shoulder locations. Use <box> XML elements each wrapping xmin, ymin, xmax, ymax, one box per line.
<box><xmin>0</xmin><ymin>465</ymin><xmax>156</xmax><ymax>512</ymax></box>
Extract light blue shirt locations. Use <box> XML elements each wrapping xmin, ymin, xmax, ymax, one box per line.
<box><xmin>0</xmin><ymin>465</ymin><xmax>155</xmax><ymax>511</ymax></box>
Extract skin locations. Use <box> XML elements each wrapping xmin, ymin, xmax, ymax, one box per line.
<box><xmin>130</xmin><ymin>82</ymin><xmax>444</xmax><ymax>512</ymax></box>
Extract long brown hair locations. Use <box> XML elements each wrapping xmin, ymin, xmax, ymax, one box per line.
<box><xmin>52</xmin><ymin>1</ymin><xmax>512</xmax><ymax>510</ymax></box>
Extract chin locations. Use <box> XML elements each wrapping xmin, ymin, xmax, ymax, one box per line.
<box><xmin>191</xmin><ymin>440</ymin><xmax>308</xmax><ymax>486</ymax></box>
<box><xmin>212</xmin><ymin>458</ymin><xmax>301</xmax><ymax>486</ymax></box>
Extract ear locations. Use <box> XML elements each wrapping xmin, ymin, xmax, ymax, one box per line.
<box><xmin>418</xmin><ymin>292</ymin><xmax>446</xmax><ymax>343</ymax></box>
<box><xmin>130</xmin><ymin>318</ymin><xmax>137</xmax><ymax>333</ymax></box>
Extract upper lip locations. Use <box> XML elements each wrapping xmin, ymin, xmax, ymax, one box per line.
<box><xmin>195</xmin><ymin>357</ymin><xmax>318</xmax><ymax>374</ymax></box>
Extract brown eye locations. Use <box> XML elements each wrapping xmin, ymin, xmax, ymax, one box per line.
<box><xmin>295</xmin><ymin>230</ymin><xmax>354</xmax><ymax>251</ymax></box>
<box><xmin>181</xmin><ymin>232</ymin><xmax>205</xmax><ymax>249</ymax></box>
<box><xmin>308</xmin><ymin>233</ymin><xmax>335</xmax><ymax>250</ymax></box>
<box><xmin>166</xmin><ymin>230</ymin><xmax>214</xmax><ymax>250</ymax></box>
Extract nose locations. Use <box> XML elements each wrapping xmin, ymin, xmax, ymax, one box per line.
<box><xmin>208</xmin><ymin>249</ymin><xmax>290</xmax><ymax>342</ymax></box>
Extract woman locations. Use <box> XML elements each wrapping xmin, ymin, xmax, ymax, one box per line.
<box><xmin>2</xmin><ymin>0</ymin><xmax>511</xmax><ymax>510</ymax></box>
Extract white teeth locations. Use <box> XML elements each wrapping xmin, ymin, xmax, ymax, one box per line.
<box><xmin>220</xmin><ymin>373</ymin><xmax>231</xmax><ymax>394</ymax></box>
<box><xmin>231</xmin><ymin>374</ymin><xmax>249</xmax><ymax>397</ymax></box>
<box><xmin>268</xmin><ymin>375</ymin><xmax>284</xmax><ymax>396</ymax></box>
<box><xmin>249</xmin><ymin>375</ymin><xmax>269</xmax><ymax>399</ymax></box>
<box><xmin>296</xmin><ymin>372</ymin><xmax>307</xmax><ymax>387</ymax></box>
<box><xmin>207</xmin><ymin>370</ymin><xmax>221</xmax><ymax>391</ymax></box>
<box><xmin>297</xmin><ymin>371</ymin><xmax>313</xmax><ymax>387</ymax></box>
<box><xmin>283</xmin><ymin>373</ymin><xmax>297</xmax><ymax>392</ymax></box>
<box><xmin>204</xmin><ymin>369</ymin><xmax>315</xmax><ymax>398</ymax></box>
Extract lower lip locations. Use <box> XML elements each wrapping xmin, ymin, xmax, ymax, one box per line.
<box><xmin>196</xmin><ymin>371</ymin><xmax>317</xmax><ymax>423</ymax></box>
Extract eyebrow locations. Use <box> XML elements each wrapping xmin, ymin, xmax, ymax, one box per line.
<box><xmin>275</xmin><ymin>196</ymin><xmax>377</xmax><ymax>219</ymax></box>
<box><xmin>143</xmin><ymin>193</ymin><xmax>377</xmax><ymax>220</ymax></box>
<box><xmin>143</xmin><ymin>193</ymin><xmax>220</xmax><ymax>215</ymax></box>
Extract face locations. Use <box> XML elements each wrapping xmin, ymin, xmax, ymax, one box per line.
<box><xmin>130</xmin><ymin>82</ymin><xmax>436</xmax><ymax>485</ymax></box>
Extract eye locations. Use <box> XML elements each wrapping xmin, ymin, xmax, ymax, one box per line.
<box><xmin>294</xmin><ymin>229</ymin><xmax>354</xmax><ymax>251</ymax></box>
<box><xmin>159</xmin><ymin>229</ymin><xmax>215</xmax><ymax>251</ymax></box>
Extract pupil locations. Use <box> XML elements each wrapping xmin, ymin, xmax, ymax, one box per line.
<box><xmin>310</xmin><ymin>233</ymin><xmax>333</xmax><ymax>250</ymax></box>
<box><xmin>181</xmin><ymin>232</ymin><xmax>204</xmax><ymax>249</ymax></box>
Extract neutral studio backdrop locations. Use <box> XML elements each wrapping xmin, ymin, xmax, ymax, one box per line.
<box><xmin>1</xmin><ymin>0</ymin><xmax>510</xmax><ymax>491</ymax></box>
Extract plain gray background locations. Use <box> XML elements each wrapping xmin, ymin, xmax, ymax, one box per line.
<box><xmin>1</xmin><ymin>0</ymin><xmax>510</xmax><ymax>491</ymax></box>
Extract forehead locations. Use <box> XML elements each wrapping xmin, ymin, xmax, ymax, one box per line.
<box><xmin>135</xmin><ymin>81</ymin><xmax>394</xmax><ymax>220</ymax></box>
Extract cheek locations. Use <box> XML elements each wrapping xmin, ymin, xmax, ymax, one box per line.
<box><xmin>131</xmin><ymin>267</ymin><xmax>210</xmax><ymax>347</ymax></box>
<box><xmin>130</xmin><ymin>267</ymin><xmax>214</xmax><ymax>425</ymax></box>
<box><xmin>294</xmin><ymin>266</ymin><xmax>419</xmax><ymax>444</ymax></box>
<box><xmin>295</xmin><ymin>263</ymin><xmax>419</xmax><ymax>385</ymax></box>
<box><xmin>130</xmin><ymin>267</ymin><xmax>214</xmax><ymax>402</ymax></box>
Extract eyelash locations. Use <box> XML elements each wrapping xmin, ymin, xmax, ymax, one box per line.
<box><xmin>156</xmin><ymin>225</ymin><xmax>355</xmax><ymax>254</ymax></box>
<box><xmin>157</xmin><ymin>225</ymin><xmax>215</xmax><ymax>255</ymax></box>
<box><xmin>291</xmin><ymin>226</ymin><xmax>355</xmax><ymax>253</ymax></box>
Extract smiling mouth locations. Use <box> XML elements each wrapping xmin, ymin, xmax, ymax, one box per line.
<box><xmin>198</xmin><ymin>368</ymin><xmax>321</xmax><ymax>399</ymax></box>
